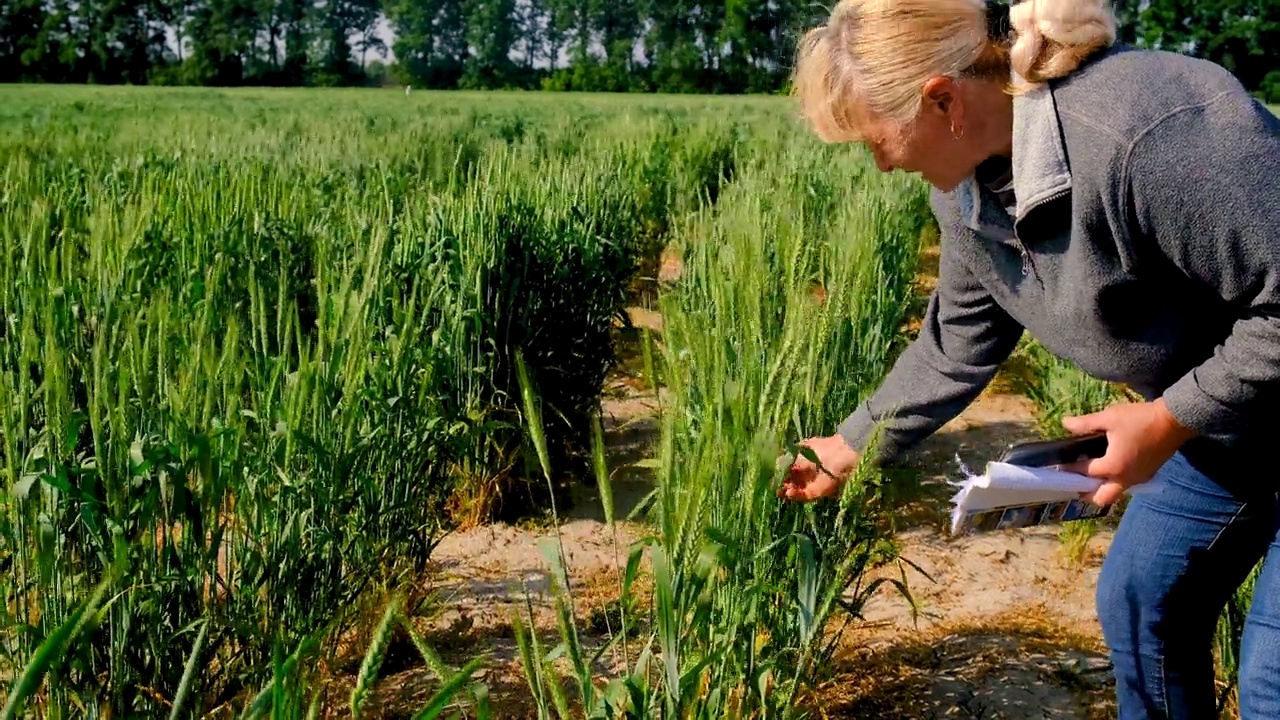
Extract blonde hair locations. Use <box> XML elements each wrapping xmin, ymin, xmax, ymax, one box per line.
<box><xmin>793</xmin><ymin>0</ymin><xmax>1118</xmax><ymax>142</ymax></box>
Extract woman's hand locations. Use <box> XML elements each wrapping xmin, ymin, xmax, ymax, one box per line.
<box><xmin>1061</xmin><ymin>398</ymin><xmax>1198</xmax><ymax>506</ymax></box>
<box><xmin>777</xmin><ymin>434</ymin><xmax>861</xmax><ymax>503</ymax></box>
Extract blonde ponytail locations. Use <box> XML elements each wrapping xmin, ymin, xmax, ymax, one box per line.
<box><xmin>1008</xmin><ymin>0</ymin><xmax>1117</xmax><ymax>91</ymax></box>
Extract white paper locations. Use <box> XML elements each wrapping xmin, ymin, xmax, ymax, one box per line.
<box><xmin>978</xmin><ymin>462</ymin><xmax>1104</xmax><ymax>492</ymax></box>
<box><xmin>949</xmin><ymin>462</ymin><xmax>1107</xmax><ymax>536</ymax></box>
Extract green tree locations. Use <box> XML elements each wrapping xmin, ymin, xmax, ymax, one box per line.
<box><xmin>385</xmin><ymin>0</ymin><xmax>467</xmax><ymax>88</ymax></box>
<box><xmin>0</xmin><ymin>0</ymin><xmax>50</xmax><ymax>81</ymax></box>
<box><xmin>1112</xmin><ymin>0</ymin><xmax>1146</xmax><ymax>45</ymax></box>
<box><xmin>590</xmin><ymin>0</ymin><xmax>641</xmax><ymax>89</ymax></box>
<box><xmin>278</xmin><ymin>0</ymin><xmax>313</xmax><ymax>84</ymax></box>
<box><xmin>461</xmin><ymin>0</ymin><xmax>518</xmax><ymax>87</ymax></box>
<box><xmin>1142</xmin><ymin>0</ymin><xmax>1279</xmax><ymax>98</ymax></box>
<box><xmin>182</xmin><ymin>0</ymin><xmax>262</xmax><ymax>84</ymax></box>
<box><xmin>2</xmin><ymin>0</ymin><xmax>1277</xmax><ymax>98</ymax></box>
<box><xmin>640</xmin><ymin>0</ymin><xmax>705</xmax><ymax>92</ymax></box>
<box><xmin>312</xmin><ymin>0</ymin><xmax>380</xmax><ymax>84</ymax></box>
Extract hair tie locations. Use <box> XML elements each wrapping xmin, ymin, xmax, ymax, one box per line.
<box><xmin>986</xmin><ymin>0</ymin><xmax>1023</xmax><ymax>41</ymax></box>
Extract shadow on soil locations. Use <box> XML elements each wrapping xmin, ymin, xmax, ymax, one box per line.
<box><xmin>881</xmin><ymin>418</ymin><xmax>1043</xmax><ymax>533</ymax></box>
<box><xmin>565</xmin><ymin>406</ymin><xmax>658</xmax><ymax>524</ymax></box>
<box><xmin>810</xmin><ymin>608</ymin><xmax>1117</xmax><ymax>720</ymax></box>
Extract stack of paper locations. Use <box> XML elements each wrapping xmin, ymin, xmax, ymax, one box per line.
<box><xmin>949</xmin><ymin>462</ymin><xmax>1111</xmax><ymax>536</ymax></box>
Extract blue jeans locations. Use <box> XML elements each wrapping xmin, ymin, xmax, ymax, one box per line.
<box><xmin>1097</xmin><ymin>452</ymin><xmax>1280</xmax><ymax>719</ymax></box>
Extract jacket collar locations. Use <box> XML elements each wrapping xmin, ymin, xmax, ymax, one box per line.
<box><xmin>956</xmin><ymin>81</ymin><xmax>1073</xmax><ymax>235</ymax></box>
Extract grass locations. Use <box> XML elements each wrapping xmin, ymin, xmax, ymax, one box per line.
<box><xmin>0</xmin><ymin>85</ymin><xmax>934</xmax><ymax>716</ymax></box>
<box><xmin>1</xmin><ymin>139</ymin><xmax>627</xmax><ymax>711</ymax></box>
<box><xmin>1003</xmin><ymin>336</ymin><xmax>1134</xmax><ymax>441</ymax></box>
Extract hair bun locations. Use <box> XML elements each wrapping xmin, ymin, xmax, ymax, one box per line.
<box><xmin>1009</xmin><ymin>0</ymin><xmax>1117</xmax><ymax>88</ymax></box>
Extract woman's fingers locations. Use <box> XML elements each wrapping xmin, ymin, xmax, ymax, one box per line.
<box><xmin>1088</xmin><ymin>480</ymin><xmax>1126</xmax><ymax>507</ymax></box>
<box><xmin>779</xmin><ymin>465</ymin><xmax>814</xmax><ymax>497</ymax></box>
<box><xmin>778</xmin><ymin>435</ymin><xmax>858</xmax><ymax>503</ymax></box>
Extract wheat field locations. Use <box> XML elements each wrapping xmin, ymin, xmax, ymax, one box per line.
<box><xmin>0</xmin><ymin>85</ymin><xmax>933</xmax><ymax>717</ymax></box>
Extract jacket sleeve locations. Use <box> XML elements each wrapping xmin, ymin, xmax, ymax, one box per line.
<box><xmin>1125</xmin><ymin>93</ymin><xmax>1280</xmax><ymax>446</ymax></box>
<box><xmin>837</xmin><ymin>191</ymin><xmax>1026</xmax><ymax>465</ymax></box>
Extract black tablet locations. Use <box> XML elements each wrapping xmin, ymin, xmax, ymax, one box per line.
<box><xmin>998</xmin><ymin>432</ymin><xmax>1108</xmax><ymax>468</ymax></box>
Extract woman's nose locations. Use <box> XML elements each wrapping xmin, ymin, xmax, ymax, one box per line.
<box><xmin>870</xmin><ymin>147</ymin><xmax>893</xmax><ymax>173</ymax></box>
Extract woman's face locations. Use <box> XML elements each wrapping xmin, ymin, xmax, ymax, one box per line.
<box><xmin>853</xmin><ymin>79</ymin><xmax>983</xmax><ymax>193</ymax></box>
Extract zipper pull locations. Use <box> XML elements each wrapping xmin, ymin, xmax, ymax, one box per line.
<box><xmin>1013</xmin><ymin>227</ymin><xmax>1037</xmax><ymax>281</ymax></box>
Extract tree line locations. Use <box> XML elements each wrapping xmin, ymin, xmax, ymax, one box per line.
<box><xmin>1</xmin><ymin>0</ymin><xmax>1277</xmax><ymax>99</ymax></box>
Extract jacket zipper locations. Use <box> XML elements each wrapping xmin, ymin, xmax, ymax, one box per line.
<box><xmin>1012</xmin><ymin>188</ymin><xmax>1068</xmax><ymax>282</ymax></box>
<box><xmin>1009</xmin><ymin>227</ymin><xmax>1036</xmax><ymax>279</ymax></box>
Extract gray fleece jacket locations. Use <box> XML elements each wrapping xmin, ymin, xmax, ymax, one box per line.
<box><xmin>837</xmin><ymin>43</ymin><xmax>1280</xmax><ymax>495</ymax></box>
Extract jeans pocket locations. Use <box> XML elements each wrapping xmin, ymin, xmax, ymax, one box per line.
<box><xmin>1123</xmin><ymin>452</ymin><xmax>1256</xmax><ymax>549</ymax></box>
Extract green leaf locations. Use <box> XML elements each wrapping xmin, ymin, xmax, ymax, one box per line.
<box><xmin>351</xmin><ymin>599</ymin><xmax>400</xmax><ymax>716</ymax></box>
<box><xmin>412</xmin><ymin>657</ymin><xmax>485</xmax><ymax>720</ymax></box>
<box><xmin>3</xmin><ymin>576</ymin><xmax>110</xmax><ymax>720</ymax></box>
<box><xmin>796</xmin><ymin>533</ymin><xmax>818</xmax><ymax>645</ymax></box>
<box><xmin>514</xmin><ymin>350</ymin><xmax>552</xmax><ymax>483</ymax></box>
<box><xmin>403</xmin><ymin>617</ymin><xmax>451</xmax><ymax>682</ymax></box>
<box><xmin>796</xmin><ymin>445</ymin><xmax>820</xmax><ymax>466</ymax></box>
<box><xmin>168</xmin><ymin>619</ymin><xmax>210</xmax><ymax>720</ymax></box>
<box><xmin>591</xmin><ymin>414</ymin><xmax>614</xmax><ymax>527</ymax></box>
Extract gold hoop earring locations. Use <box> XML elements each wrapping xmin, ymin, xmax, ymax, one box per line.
<box><xmin>951</xmin><ymin>122</ymin><xmax>965</xmax><ymax>140</ymax></box>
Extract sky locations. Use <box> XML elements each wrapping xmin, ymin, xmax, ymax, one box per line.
<box><xmin>360</xmin><ymin>14</ymin><xmax>397</xmax><ymax>64</ymax></box>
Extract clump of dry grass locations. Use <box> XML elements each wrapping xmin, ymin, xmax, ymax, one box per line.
<box><xmin>804</xmin><ymin>605</ymin><xmax>1115</xmax><ymax>719</ymax></box>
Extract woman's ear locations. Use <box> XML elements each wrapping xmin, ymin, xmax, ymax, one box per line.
<box><xmin>922</xmin><ymin>76</ymin><xmax>961</xmax><ymax>119</ymax></box>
